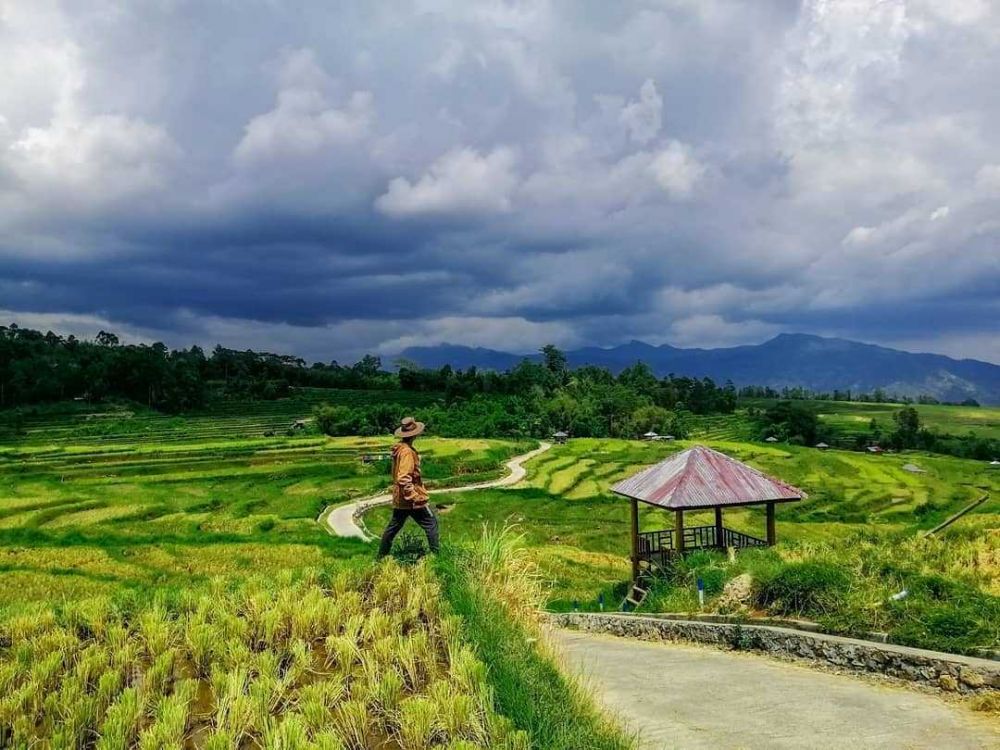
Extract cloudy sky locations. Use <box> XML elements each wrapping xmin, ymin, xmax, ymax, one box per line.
<box><xmin>1</xmin><ymin>0</ymin><xmax>998</xmax><ymax>364</ymax></box>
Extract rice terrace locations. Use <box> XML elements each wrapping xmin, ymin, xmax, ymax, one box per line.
<box><xmin>1</xmin><ymin>346</ymin><xmax>999</xmax><ymax>748</ymax></box>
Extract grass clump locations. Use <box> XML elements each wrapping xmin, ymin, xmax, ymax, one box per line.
<box><xmin>436</xmin><ymin>525</ymin><xmax>635</xmax><ymax>750</ymax></box>
<box><xmin>754</xmin><ymin>561</ymin><xmax>851</xmax><ymax>616</ymax></box>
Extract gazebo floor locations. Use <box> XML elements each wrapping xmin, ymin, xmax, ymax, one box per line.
<box><xmin>638</xmin><ymin>525</ymin><xmax>767</xmax><ymax>566</ymax></box>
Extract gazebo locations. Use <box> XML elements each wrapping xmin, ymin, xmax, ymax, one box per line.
<box><xmin>552</xmin><ymin>430</ymin><xmax>569</xmax><ymax>444</ymax></box>
<box><xmin>642</xmin><ymin>431</ymin><xmax>658</xmax><ymax>441</ymax></box>
<box><xmin>611</xmin><ymin>445</ymin><xmax>805</xmax><ymax>584</ymax></box>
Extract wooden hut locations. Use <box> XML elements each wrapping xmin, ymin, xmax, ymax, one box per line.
<box><xmin>611</xmin><ymin>445</ymin><xmax>805</xmax><ymax>586</ymax></box>
<box><xmin>552</xmin><ymin>430</ymin><xmax>569</xmax><ymax>444</ymax></box>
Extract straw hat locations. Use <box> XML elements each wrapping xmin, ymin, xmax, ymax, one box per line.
<box><xmin>394</xmin><ymin>416</ymin><xmax>425</xmax><ymax>438</ymax></box>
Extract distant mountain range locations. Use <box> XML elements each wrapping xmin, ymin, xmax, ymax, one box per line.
<box><xmin>396</xmin><ymin>334</ymin><xmax>1000</xmax><ymax>404</ymax></box>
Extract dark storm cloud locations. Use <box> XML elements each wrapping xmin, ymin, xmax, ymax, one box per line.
<box><xmin>1</xmin><ymin>0</ymin><xmax>998</xmax><ymax>363</ymax></box>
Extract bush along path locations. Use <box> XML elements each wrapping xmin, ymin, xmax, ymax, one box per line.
<box><xmin>321</xmin><ymin>442</ymin><xmax>552</xmax><ymax>540</ymax></box>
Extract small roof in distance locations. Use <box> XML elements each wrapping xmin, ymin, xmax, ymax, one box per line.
<box><xmin>643</xmin><ymin>431</ymin><xmax>658</xmax><ymax>436</ymax></box>
<box><xmin>815</xmin><ymin>442</ymin><xmax>829</xmax><ymax>448</ymax></box>
<box><xmin>553</xmin><ymin>430</ymin><xmax>569</xmax><ymax>437</ymax></box>
<box><xmin>765</xmin><ymin>436</ymin><xmax>779</xmax><ymax>442</ymax></box>
<box><xmin>611</xmin><ymin>444</ymin><xmax>805</xmax><ymax>510</ymax></box>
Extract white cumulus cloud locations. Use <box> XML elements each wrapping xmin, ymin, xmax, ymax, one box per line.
<box><xmin>648</xmin><ymin>140</ymin><xmax>704</xmax><ymax>198</ymax></box>
<box><xmin>234</xmin><ymin>49</ymin><xmax>374</xmax><ymax>166</ymax></box>
<box><xmin>375</xmin><ymin>146</ymin><xmax>519</xmax><ymax>217</ymax></box>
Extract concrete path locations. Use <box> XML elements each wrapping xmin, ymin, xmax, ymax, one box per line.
<box><xmin>323</xmin><ymin>442</ymin><xmax>551</xmax><ymax>540</ymax></box>
<box><xmin>550</xmin><ymin>629</ymin><xmax>1000</xmax><ymax>750</ymax></box>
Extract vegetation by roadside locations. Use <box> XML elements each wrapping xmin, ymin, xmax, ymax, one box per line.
<box><xmin>638</xmin><ymin>527</ymin><xmax>1000</xmax><ymax>655</ymax></box>
<box><xmin>435</xmin><ymin>527</ymin><xmax>635</xmax><ymax>750</ymax></box>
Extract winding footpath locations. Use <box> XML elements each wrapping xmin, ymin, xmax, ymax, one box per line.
<box><xmin>322</xmin><ymin>442</ymin><xmax>551</xmax><ymax>540</ymax></box>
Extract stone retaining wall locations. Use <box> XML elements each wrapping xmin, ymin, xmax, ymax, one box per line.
<box><xmin>547</xmin><ymin>612</ymin><xmax>1000</xmax><ymax>694</ymax></box>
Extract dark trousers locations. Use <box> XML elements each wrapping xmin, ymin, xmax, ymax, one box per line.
<box><xmin>377</xmin><ymin>506</ymin><xmax>440</xmax><ymax>557</ymax></box>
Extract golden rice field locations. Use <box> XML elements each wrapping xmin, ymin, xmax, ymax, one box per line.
<box><xmin>0</xmin><ymin>562</ymin><xmax>531</xmax><ymax>749</ymax></box>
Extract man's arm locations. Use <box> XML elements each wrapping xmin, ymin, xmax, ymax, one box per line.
<box><xmin>395</xmin><ymin>448</ymin><xmax>420</xmax><ymax>502</ymax></box>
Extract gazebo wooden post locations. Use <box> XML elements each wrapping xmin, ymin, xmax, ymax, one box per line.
<box><xmin>630</xmin><ymin>498</ymin><xmax>640</xmax><ymax>584</ymax></box>
<box><xmin>674</xmin><ymin>509</ymin><xmax>684</xmax><ymax>555</ymax></box>
<box><xmin>714</xmin><ymin>506</ymin><xmax>724</xmax><ymax>549</ymax></box>
<box><xmin>766</xmin><ymin>501</ymin><xmax>776</xmax><ymax>546</ymax></box>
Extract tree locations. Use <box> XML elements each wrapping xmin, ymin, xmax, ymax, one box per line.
<box><xmin>314</xmin><ymin>405</ymin><xmax>359</xmax><ymax>436</ymax></box>
<box><xmin>540</xmin><ymin>344</ymin><xmax>567</xmax><ymax>376</ymax></box>
<box><xmin>630</xmin><ymin>404</ymin><xmax>672</xmax><ymax>435</ymax></box>
<box><xmin>352</xmin><ymin>354</ymin><xmax>382</xmax><ymax>379</ymax></box>
<box><xmin>891</xmin><ymin>406</ymin><xmax>921</xmax><ymax>448</ymax></box>
<box><xmin>618</xmin><ymin>361</ymin><xmax>658</xmax><ymax>400</ymax></box>
<box><xmin>96</xmin><ymin>330</ymin><xmax>119</xmax><ymax>347</ymax></box>
<box><xmin>759</xmin><ymin>401</ymin><xmax>819</xmax><ymax>445</ymax></box>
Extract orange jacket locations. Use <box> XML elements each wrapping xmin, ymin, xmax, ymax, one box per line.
<box><xmin>391</xmin><ymin>442</ymin><xmax>429</xmax><ymax>508</ymax></box>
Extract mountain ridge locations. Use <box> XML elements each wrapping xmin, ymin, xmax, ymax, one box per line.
<box><xmin>395</xmin><ymin>333</ymin><xmax>1000</xmax><ymax>404</ymax></box>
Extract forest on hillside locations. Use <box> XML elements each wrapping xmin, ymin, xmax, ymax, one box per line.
<box><xmin>3</xmin><ymin>324</ymin><xmax>997</xmax><ymax>457</ymax></box>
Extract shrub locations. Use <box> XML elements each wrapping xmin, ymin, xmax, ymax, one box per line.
<box><xmin>754</xmin><ymin>561</ymin><xmax>850</xmax><ymax>616</ymax></box>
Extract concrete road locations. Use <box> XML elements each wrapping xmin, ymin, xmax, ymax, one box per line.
<box><xmin>550</xmin><ymin>629</ymin><xmax>1000</xmax><ymax>750</ymax></box>
<box><xmin>323</xmin><ymin>442</ymin><xmax>551</xmax><ymax>539</ymax></box>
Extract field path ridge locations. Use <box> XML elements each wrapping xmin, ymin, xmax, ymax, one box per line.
<box><xmin>322</xmin><ymin>441</ymin><xmax>551</xmax><ymax>540</ymax></box>
<box><xmin>551</xmin><ymin>628</ymin><xmax>999</xmax><ymax>750</ymax></box>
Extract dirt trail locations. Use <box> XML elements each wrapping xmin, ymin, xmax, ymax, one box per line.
<box><xmin>551</xmin><ymin>629</ymin><xmax>999</xmax><ymax>750</ymax></box>
<box><xmin>322</xmin><ymin>442</ymin><xmax>551</xmax><ymax>540</ymax></box>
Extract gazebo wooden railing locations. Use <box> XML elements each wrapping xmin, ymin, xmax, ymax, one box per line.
<box><xmin>612</xmin><ymin>446</ymin><xmax>806</xmax><ymax>597</ymax></box>
<box><xmin>638</xmin><ymin>526</ymin><xmax>767</xmax><ymax>566</ymax></box>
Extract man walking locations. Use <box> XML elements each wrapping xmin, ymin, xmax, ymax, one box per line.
<box><xmin>377</xmin><ymin>416</ymin><xmax>440</xmax><ymax>558</ymax></box>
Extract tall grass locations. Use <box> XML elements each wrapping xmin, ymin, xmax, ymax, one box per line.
<box><xmin>436</xmin><ymin>525</ymin><xmax>636</xmax><ymax>750</ymax></box>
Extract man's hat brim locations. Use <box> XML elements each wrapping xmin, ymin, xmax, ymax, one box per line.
<box><xmin>394</xmin><ymin>421</ymin><xmax>425</xmax><ymax>438</ymax></box>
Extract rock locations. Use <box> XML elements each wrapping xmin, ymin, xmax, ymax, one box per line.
<box><xmin>716</xmin><ymin>573</ymin><xmax>753</xmax><ymax>613</ymax></box>
<box><xmin>960</xmin><ymin>668</ymin><xmax>985</xmax><ymax>688</ymax></box>
<box><xmin>939</xmin><ymin>674</ymin><xmax>959</xmax><ymax>691</ymax></box>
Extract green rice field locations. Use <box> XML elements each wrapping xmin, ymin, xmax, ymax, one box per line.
<box><xmin>743</xmin><ymin>398</ymin><xmax>1000</xmax><ymax>442</ymax></box>
<box><xmin>0</xmin><ymin>410</ymin><xmax>525</xmax><ymax>610</ymax></box>
<box><xmin>0</xmin><ymin>389</ymin><xmax>443</xmax><ymax>445</ymax></box>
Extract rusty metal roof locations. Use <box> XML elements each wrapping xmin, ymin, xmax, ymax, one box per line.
<box><xmin>610</xmin><ymin>444</ymin><xmax>805</xmax><ymax>509</ymax></box>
